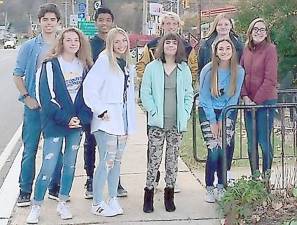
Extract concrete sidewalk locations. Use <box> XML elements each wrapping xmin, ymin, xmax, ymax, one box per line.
<box><xmin>9</xmin><ymin>106</ymin><xmax>221</xmax><ymax>225</ymax></box>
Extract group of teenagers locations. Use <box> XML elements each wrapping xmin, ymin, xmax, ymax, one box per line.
<box><xmin>12</xmin><ymin>2</ymin><xmax>277</xmax><ymax>224</ymax></box>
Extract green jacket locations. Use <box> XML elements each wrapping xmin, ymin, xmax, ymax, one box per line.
<box><xmin>140</xmin><ymin>59</ymin><xmax>194</xmax><ymax>132</ymax></box>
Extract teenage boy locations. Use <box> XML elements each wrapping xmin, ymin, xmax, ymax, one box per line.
<box><xmin>136</xmin><ymin>11</ymin><xmax>197</xmax><ymax>193</ymax></box>
<box><xmin>13</xmin><ymin>3</ymin><xmax>62</xmax><ymax>207</ymax></box>
<box><xmin>83</xmin><ymin>7</ymin><xmax>128</xmax><ymax>199</ymax></box>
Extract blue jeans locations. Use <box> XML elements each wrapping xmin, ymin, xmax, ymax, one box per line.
<box><xmin>245</xmin><ymin>99</ymin><xmax>276</xmax><ymax>175</ymax></box>
<box><xmin>199</xmin><ymin>107</ymin><xmax>236</xmax><ymax>187</ymax></box>
<box><xmin>19</xmin><ymin>107</ymin><xmax>62</xmax><ymax>194</ymax></box>
<box><xmin>33</xmin><ymin>130</ymin><xmax>82</xmax><ymax>205</ymax></box>
<box><xmin>93</xmin><ymin>130</ymin><xmax>127</xmax><ymax>204</ymax></box>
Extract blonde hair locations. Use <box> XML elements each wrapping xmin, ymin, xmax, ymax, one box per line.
<box><xmin>46</xmin><ymin>27</ymin><xmax>93</xmax><ymax>69</ymax></box>
<box><xmin>159</xmin><ymin>11</ymin><xmax>182</xmax><ymax>26</ymax></box>
<box><xmin>206</xmin><ymin>13</ymin><xmax>234</xmax><ymax>38</ymax></box>
<box><xmin>246</xmin><ymin>18</ymin><xmax>271</xmax><ymax>50</ymax></box>
<box><xmin>211</xmin><ymin>38</ymin><xmax>238</xmax><ymax>97</ymax></box>
<box><xmin>104</xmin><ymin>27</ymin><xmax>131</xmax><ymax>71</ymax></box>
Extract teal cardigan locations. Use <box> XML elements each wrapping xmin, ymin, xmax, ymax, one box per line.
<box><xmin>140</xmin><ymin>59</ymin><xmax>194</xmax><ymax>132</ymax></box>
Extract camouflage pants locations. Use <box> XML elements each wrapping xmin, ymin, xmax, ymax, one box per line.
<box><xmin>146</xmin><ymin>126</ymin><xmax>183</xmax><ymax>189</ymax></box>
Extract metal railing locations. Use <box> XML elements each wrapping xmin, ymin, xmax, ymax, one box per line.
<box><xmin>192</xmin><ymin>89</ymin><xmax>297</xmax><ymax>163</ymax></box>
<box><xmin>221</xmin><ymin>103</ymin><xmax>297</xmax><ymax>187</ymax></box>
<box><xmin>191</xmin><ymin>88</ymin><xmax>297</xmax><ymax>189</ymax></box>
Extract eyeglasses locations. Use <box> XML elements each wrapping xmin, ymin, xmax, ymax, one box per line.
<box><xmin>252</xmin><ymin>27</ymin><xmax>267</xmax><ymax>34</ymax></box>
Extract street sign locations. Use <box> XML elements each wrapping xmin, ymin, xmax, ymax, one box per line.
<box><xmin>94</xmin><ymin>1</ymin><xmax>101</xmax><ymax>10</ymax></box>
<box><xmin>78</xmin><ymin>21</ymin><xmax>97</xmax><ymax>37</ymax></box>
<box><xmin>78</xmin><ymin>2</ymin><xmax>86</xmax><ymax>13</ymax></box>
<box><xmin>31</xmin><ymin>24</ymin><xmax>38</xmax><ymax>31</ymax></box>
<box><xmin>70</xmin><ymin>14</ymin><xmax>79</xmax><ymax>26</ymax></box>
<box><xmin>149</xmin><ymin>3</ymin><xmax>163</xmax><ymax>16</ymax></box>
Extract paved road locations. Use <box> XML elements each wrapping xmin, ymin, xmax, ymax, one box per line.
<box><xmin>0</xmin><ymin>49</ymin><xmax>22</xmax><ymax>155</ymax></box>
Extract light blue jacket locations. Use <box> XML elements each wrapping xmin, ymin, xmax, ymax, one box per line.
<box><xmin>199</xmin><ymin>62</ymin><xmax>245</xmax><ymax>124</ymax></box>
<box><xmin>141</xmin><ymin>59</ymin><xmax>194</xmax><ymax>132</ymax></box>
<box><xmin>13</xmin><ymin>34</ymin><xmax>44</xmax><ymax>100</ymax></box>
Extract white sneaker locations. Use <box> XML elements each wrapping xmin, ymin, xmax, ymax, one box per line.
<box><xmin>108</xmin><ymin>197</ymin><xmax>123</xmax><ymax>215</ymax></box>
<box><xmin>26</xmin><ymin>205</ymin><xmax>41</xmax><ymax>224</ymax></box>
<box><xmin>91</xmin><ymin>201</ymin><xmax>117</xmax><ymax>217</ymax></box>
<box><xmin>227</xmin><ymin>171</ymin><xmax>235</xmax><ymax>186</ymax></box>
<box><xmin>57</xmin><ymin>201</ymin><xmax>72</xmax><ymax>220</ymax></box>
<box><xmin>205</xmin><ymin>187</ymin><xmax>216</xmax><ymax>203</ymax></box>
<box><xmin>216</xmin><ymin>188</ymin><xmax>225</xmax><ymax>201</ymax></box>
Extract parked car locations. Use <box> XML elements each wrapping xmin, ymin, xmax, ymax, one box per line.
<box><xmin>4</xmin><ymin>39</ymin><xmax>16</xmax><ymax>49</ymax></box>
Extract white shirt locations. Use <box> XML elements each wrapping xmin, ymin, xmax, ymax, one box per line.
<box><xmin>58</xmin><ymin>56</ymin><xmax>83</xmax><ymax>102</ymax></box>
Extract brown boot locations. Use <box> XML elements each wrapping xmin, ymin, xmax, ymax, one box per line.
<box><xmin>164</xmin><ymin>187</ymin><xmax>176</xmax><ymax>212</ymax></box>
<box><xmin>143</xmin><ymin>187</ymin><xmax>154</xmax><ymax>213</ymax></box>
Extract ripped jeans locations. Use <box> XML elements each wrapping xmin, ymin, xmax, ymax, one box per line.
<box><xmin>33</xmin><ymin>131</ymin><xmax>82</xmax><ymax>205</ymax></box>
<box><xmin>93</xmin><ymin>130</ymin><xmax>127</xmax><ymax>204</ymax></box>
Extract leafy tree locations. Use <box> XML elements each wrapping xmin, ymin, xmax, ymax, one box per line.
<box><xmin>235</xmin><ymin>0</ymin><xmax>297</xmax><ymax>87</ymax></box>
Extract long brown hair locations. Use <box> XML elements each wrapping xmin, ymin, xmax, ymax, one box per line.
<box><xmin>46</xmin><ymin>27</ymin><xmax>93</xmax><ymax>69</ymax></box>
<box><xmin>206</xmin><ymin>13</ymin><xmax>234</xmax><ymax>38</ymax></box>
<box><xmin>155</xmin><ymin>32</ymin><xmax>186</xmax><ymax>64</ymax></box>
<box><xmin>246</xmin><ymin>18</ymin><xmax>271</xmax><ymax>50</ymax></box>
<box><xmin>211</xmin><ymin>38</ymin><xmax>238</xmax><ymax>97</ymax></box>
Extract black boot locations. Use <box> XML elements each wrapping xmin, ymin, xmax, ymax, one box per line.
<box><xmin>164</xmin><ymin>187</ymin><xmax>176</xmax><ymax>212</ymax></box>
<box><xmin>143</xmin><ymin>187</ymin><xmax>154</xmax><ymax>213</ymax></box>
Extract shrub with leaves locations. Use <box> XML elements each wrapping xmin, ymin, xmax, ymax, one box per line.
<box><xmin>219</xmin><ymin>176</ymin><xmax>270</xmax><ymax>225</ymax></box>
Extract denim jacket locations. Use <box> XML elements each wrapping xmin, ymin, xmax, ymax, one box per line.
<box><xmin>13</xmin><ymin>34</ymin><xmax>45</xmax><ymax>101</ymax></box>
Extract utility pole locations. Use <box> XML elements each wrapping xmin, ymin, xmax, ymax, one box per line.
<box><xmin>176</xmin><ymin>0</ymin><xmax>180</xmax><ymax>16</ymax></box>
<box><xmin>85</xmin><ymin>0</ymin><xmax>89</xmax><ymax>20</ymax></box>
<box><xmin>64</xmin><ymin>0</ymin><xmax>68</xmax><ymax>27</ymax></box>
<box><xmin>71</xmin><ymin>0</ymin><xmax>75</xmax><ymax>14</ymax></box>
<box><xmin>142</xmin><ymin>0</ymin><xmax>147</xmax><ymax>34</ymax></box>
<box><xmin>197</xmin><ymin>0</ymin><xmax>201</xmax><ymax>42</ymax></box>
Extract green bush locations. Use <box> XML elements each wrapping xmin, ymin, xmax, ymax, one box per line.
<box><xmin>219</xmin><ymin>176</ymin><xmax>270</xmax><ymax>224</ymax></box>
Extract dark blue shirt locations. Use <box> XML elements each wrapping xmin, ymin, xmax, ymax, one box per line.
<box><xmin>90</xmin><ymin>35</ymin><xmax>105</xmax><ymax>62</ymax></box>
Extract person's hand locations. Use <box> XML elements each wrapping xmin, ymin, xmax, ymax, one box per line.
<box><xmin>68</xmin><ymin>117</ymin><xmax>81</xmax><ymax>128</ymax></box>
<box><xmin>243</xmin><ymin>96</ymin><xmax>256</xmax><ymax>105</ymax></box>
<box><xmin>24</xmin><ymin>96</ymin><xmax>40</xmax><ymax>110</ymax></box>
<box><xmin>210</xmin><ymin>123</ymin><xmax>219</xmax><ymax>139</ymax></box>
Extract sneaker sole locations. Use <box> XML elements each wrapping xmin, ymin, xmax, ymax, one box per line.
<box><xmin>26</xmin><ymin>220</ymin><xmax>38</xmax><ymax>224</ymax></box>
<box><xmin>49</xmin><ymin>195</ymin><xmax>70</xmax><ymax>202</ymax></box>
<box><xmin>117</xmin><ymin>192</ymin><xmax>127</xmax><ymax>197</ymax></box>
<box><xmin>117</xmin><ymin>210</ymin><xmax>124</xmax><ymax>215</ymax></box>
<box><xmin>17</xmin><ymin>201</ymin><xmax>31</xmax><ymax>207</ymax></box>
<box><xmin>84</xmin><ymin>194</ymin><xmax>93</xmax><ymax>199</ymax></box>
<box><xmin>91</xmin><ymin>211</ymin><xmax>118</xmax><ymax>217</ymax></box>
<box><xmin>58</xmin><ymin>214</ymin><xmax>72</xmax><ymax>220</ymax></box>
<box><xmin>48</xmin><ymin>195</ymin><xmax>59</xmax><ymax>201</ymax></box>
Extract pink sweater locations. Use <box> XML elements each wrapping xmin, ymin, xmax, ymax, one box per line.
<box><xmin>240</xmin><ymin>41</ymin><xmax>278</xmax><ymax>104</ymax></box>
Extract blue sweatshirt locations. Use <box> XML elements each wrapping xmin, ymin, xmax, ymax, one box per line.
<box><xmin>38</xmin><ymin>57</ymin><xmax>92</xmax><ymax>138</ymax></box>
<box><xmin>199</xmin><ymin>62</ymin><xmax>245</xmax><ymax>124</ymax></box>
